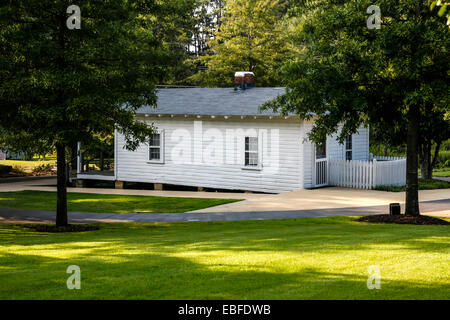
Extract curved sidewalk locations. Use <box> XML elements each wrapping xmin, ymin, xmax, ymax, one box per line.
<box><xmin>0</xmin><ymin>176</ymin><xmax>448</xmax><ymax>223</ymax></box>
<box><xmin>0</xmin><ymin>198</ymin><xmax>449</xmax><ymax>224</ymax></box>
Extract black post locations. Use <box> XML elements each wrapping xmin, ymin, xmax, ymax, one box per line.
<box><xmin>100</xmin><ymin>151</ymin><xmax>104</xmax><ymax>171</ymax></box>
<box><xmin>56</xmin><ymin>143</ymin><xmax>68</xmax><ymax>226</ymax></box>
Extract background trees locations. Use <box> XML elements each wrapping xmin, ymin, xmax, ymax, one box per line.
<box><xmin>191</xmin><ymin>0</ymin><xmax>293</xmax><ymax>87</ymax></box>
<box><xmin>150</xmin><ymin>0</ymin><xmax>201</xmax><ymax>85</ymax></box>
<box><xmin>370</xmin><ymin>106</ymin><xmax>450</xmax><ymax>179</ymax></box>
<box><xmin>263</xmin><ymin>0</ymin><xmax>449</xmax><ymax>215</ymax></box>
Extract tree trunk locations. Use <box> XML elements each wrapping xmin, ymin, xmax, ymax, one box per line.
<box><xmin>419</xmin><ymin>139</ymin><xmax>441</xmax><ymax>180</ymax></box>
<box><xmin>430</xmin><ymin>140</ymin><xmax>442</xmax><ymax>177</ymax></box>
<box><xmin>56</xmin><ymin>143</ymin><xmax>68</xmax><ymax>226</ymax></box>
<box><xmin>384</xmin><ymin>145</ymin><xmax>388</xmax><ymax>157</ymax></box>
<box><xmin>70</xmin><ymin>143</ymin><xmax>78</xmax><ymax>172</ymax></box>
<box><xmin>405</xmin><ymin>105</ymin><xmax>420</xmax><ymax>216</ymax></box>
<box><xmin>420</xmin><ymin>160</ymin><xmax>432</xmax><ymax>179</ymax></box>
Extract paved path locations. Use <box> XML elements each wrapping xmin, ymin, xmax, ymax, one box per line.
<box><xmin>0</xmin><ymin>177</ymin><xmax>260</xmax><ymax>200</ymax></box>
<box><xmin>0</xmin><ymin>199</ymin><xmax>449</xmax><ymax>224</ymax></box>
<box><xmin>0</xmin><ymin>176</ymin><xmax>448</xmax><ymax>224</ymax></box>
<box><xmin>432</xmin><ymin>176</ymin><xmax>450</xmax><ymax>182</ymax></box>
<box><xmin>189</xmin><ymin>187</ymin><xmax>450</xmax><ymax>215</ymax></box>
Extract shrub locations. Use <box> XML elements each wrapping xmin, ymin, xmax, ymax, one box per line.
<box><xmin>11</xmin><ymin>165</ymin><xmax>26</xmax><ymax>176</ymax></box>
<box><xmin>444</xmin><ymin>159</ymin><xmax>450</xmax><ymax>167</ymax></box>
<box><xmin>441</xmin><ymin>139</ymin><xmax>450</xmax><ymax>151</ymax></box>
<box><xmin>0</xmin><ymin>164</ymin><xmax>13</xmax><ymax>176</ymax></box>
<box><xmin>32</xmin><ymin>163</ymin><xmax>55</xmax><ymax>174</ymax></box>
<box><xmin>436</xmin><ymin>150</ymin><xmax>450</xmax><ymax>168</ymax></box>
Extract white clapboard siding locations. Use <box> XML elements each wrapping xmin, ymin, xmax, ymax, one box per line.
<box><xmin>115</xmin><ymin>117</ymin><xmax>372</xmax><ymax>193</ymax></box>
<box><xmin>352</xmin><ymin>127</ymin><xmax>370</xmax><ymax>161</ymax></box>
<box><xmin>117</xmin><ymin>118</ymin><xmax>304</xmax><ymax>193</ymax></box>
<box><xmin>329</xmin><ymin>158</ymin><xmax>406</xmax><ymax>189</ymax></box>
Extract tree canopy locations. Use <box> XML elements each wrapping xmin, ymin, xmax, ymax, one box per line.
<box><xmin>0</xmin><ymin>0</ymin><xmax>172</xmax><ymax>225</ymax></box>
<box><xmin>263</xmin><ymin>0</ymin><xmax>449</xmax><ymax>215</ymax></box>
<box><xmin>192</xmin><ymin>0</ymin><xmax>293</xmax><ymax>87</ymax></box>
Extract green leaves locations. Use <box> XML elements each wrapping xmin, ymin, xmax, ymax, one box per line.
<box><xmin>192</xmin><ymin>0</ymin><xmax>293</xmax><ymax>87</ymax></box>
<box><xmin>430</xmin><ymin>0</ymin><xmax>449</xmax><ymax>25</ymax></box>
<box><xmin>0</xmin><ymin>0</ymin><xmax>179</xmax><ymax>151</ymax></box>
<box><xmin>264</xmin><ymin>0</ymin><xmax>449</xmax><ymax>144</ymax></box>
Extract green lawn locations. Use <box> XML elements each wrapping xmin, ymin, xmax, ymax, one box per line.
<box><xmin>376</xmin><ymin>178</ymin><xmax>450</xmax><ymax>192</ymax></box>
<box><xmin>0</xmin><ymin>217</ymin><xmax>448</xmax><ymax>299</ymax></box>
<box><xmin>0</xmin><ymin>190</ymin><xmax>241</xmax><ymax>213</ymax></box>
<box><xmin>432</xmin><ymin>167</ymin><xmax>450</xmax><ymax>178</ymax></box>
<box><xmin>0</xmin><ymin>159</ymin><xmax>56</xmax><ymax>171</ymax></box>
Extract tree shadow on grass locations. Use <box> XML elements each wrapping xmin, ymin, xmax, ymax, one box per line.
<box><xmin>0</xmin><ymin>249</ymin><xmax>448</xmax><ymax>300</ymax></box>
<box><xmin>0</xmin><ymin>221</ymin><xmax>448</xmax><ymax>299</ymax></box>
<box><xmin>2</xmin><ymin>220</ymin><xmax>449</xmax><ymax>253</ymax></box>
<box><xmin>112</xmin><ymin>220</ymin><xmax>450</xmax><ymax>254</ymax></box>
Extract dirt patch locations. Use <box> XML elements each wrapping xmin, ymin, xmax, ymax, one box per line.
<box><xmin>356</xmin><ymin>214</ymin><xmax>450</xmax><ymax>225</ymax></box>
<box><xmin>25</xmin><ymin>224</ymin><xmax>100</xmax><ymax>233</ymax></box>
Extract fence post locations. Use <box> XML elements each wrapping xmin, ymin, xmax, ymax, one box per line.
<box><xmin>372</xmin><ymin>159</ymin><xmax>377</xmax><ymax>189</ymax></box>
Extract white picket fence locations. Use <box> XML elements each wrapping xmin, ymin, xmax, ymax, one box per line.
<box><xmin>369</xmin><ymin>153</ymin><xmax>405</xmax><ymax>161</ymax></box>
<box><xmin>329</xmin><ymin>158</ymin><xmax>406</xmax><ymax>189</ymax></box>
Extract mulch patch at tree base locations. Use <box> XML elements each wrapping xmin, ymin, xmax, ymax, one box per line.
<box><xmin>356</xmin><ymin>214</ymin><xmax>450</xmax><ymax>225</ymax></box>
<box><xmin>25</xmin><ymin>224</ymin><xmax>100</xmax><ymax>233</ymax></box>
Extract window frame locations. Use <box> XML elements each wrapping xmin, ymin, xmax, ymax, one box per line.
<box><xmin>345</xmin><ymin>134</ymin><xmax>352</xmax><ymax>161</ymax></box>
<box><xmin>315</xmin><ymin>140</ymin><xmax>327</xmax><ymax>160</ymax></box>
<box><xmin>242</xmin><ymin>135</ymin><xmax>262</xmax><ymax>171</ymax></box>
<box><xmin>147</xmin><ymin>130</ymin><xmax>165</xmax><ymax>164</ymax></box>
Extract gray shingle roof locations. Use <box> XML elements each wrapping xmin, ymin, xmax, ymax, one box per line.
<box><xmin>136</xmin><ymin>87</ymin><xmax>286</xmax><ymax>116</ymax></box>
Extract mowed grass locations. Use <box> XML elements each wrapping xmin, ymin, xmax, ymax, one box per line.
<box><xmin>0</xmin><ymin>160</ymin><xmax>56</xmax><ymax>171</ymax></box>
<box><xmin>0</xmin><ymin>217</ymin><xmax>449</xmax><ymax>299</ymax></box>
<box><xmin>0</xmin><ymin>190</ymin><xmax>241</xmax><ymax>213</ymax></box>
<box><xmin>432</xmin><ymin>167</ymin><xmax>450</xmax><ymax>178</ymax></box>
<box><xmin>376</xmin><ymin>178</ymin><xmax>450</xmax><ymax>192</ymax></box>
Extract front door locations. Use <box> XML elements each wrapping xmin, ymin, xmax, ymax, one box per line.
<box><xmin>314</xmin><ymin>140</ymin><xmax>328</xmax><ymax>187</ymax></box>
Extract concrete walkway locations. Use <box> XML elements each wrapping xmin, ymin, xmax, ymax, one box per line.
<box><xmin>0</xmin><ymin>177</ymin><xmax>260</xmax><ymax>200</ymax></box>
<box><xmin>432</xmin><ymin>176</ymin><xmax>450</xmax><ymax>182</ymax></box>
<box><xmin>0</xmin><ymin>176</ymin><xmax>448</xmax><ymax>224</ymax></box>
<box><xmin>0</xmin><ymin>198</ymin><xmax>449</xmax><ymax>224</ymax></box>
<box><xmin>189</xmin><ymin>187</ymin><xmax>450</xmax><ymax>214</ymax></box>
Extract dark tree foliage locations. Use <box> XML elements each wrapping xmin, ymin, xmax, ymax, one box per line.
<box><xmin>0</xmin><ymin>1</ymin><xmax>170</xmax><ymax>225</ymax></box>
<box><xmin>263</xmin><ymin>0</ymin><xmax>449</xmax><ymax>215</ymax></box>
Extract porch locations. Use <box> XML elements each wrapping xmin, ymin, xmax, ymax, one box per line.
<box><xmin>77</xmin><ymin>171</ymin><xmax>115</xmax><ymax>181</ymax></box>
<box><xmin>76</xmin><ymin>140</ymin><xmax>115</xmax><ymax>182</ymax></box>
<box><xmin>327</xmin><ymin>155</ymin><xmax>406</xmax><ymax>189</ymax></box>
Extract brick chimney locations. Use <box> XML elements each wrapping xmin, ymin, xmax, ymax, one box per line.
<box><xmin>234</xmin><ymin>72</ymin><xmax>255</xmax><ymax>90</ymax></box>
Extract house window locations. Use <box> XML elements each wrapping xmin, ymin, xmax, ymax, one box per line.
<box><xmin>316</xmin><ymin>140</ymin><xmax>326</xmax><ymax>160</ymax></box>
<box><xmin>148</xmin><ymin>131</ymin><xmax>164</xmax><ymax>163</ymax></box>
<box><xmin>245</xmin><ymin>137</ymin><xmax>259</xmax><ymax>167</ymax></box>
<box><xmin>345</xmin><ymin>134</ymin><xmax>352</xmax><ymax>160</ymax></box>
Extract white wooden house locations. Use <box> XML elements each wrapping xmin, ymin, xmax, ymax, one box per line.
<box><xmin>77</xmin><ymin>78</ymin><xmax>378</xmax><ymax>193</ymax></box>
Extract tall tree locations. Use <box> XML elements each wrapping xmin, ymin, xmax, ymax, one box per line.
<box><xmin>191</xmin><ymin>0</ymin><xmax>225</xmax><ymax>57</ymax></box>
<box><xmin>151</xmin><ymin>0</ymin><xmax>200</xmax><ymax>85</ymax></box>
<box><xmin>418</xmin><ymin>108</ymin><xmax>450</xmax><ymax>178</ymax></box>
<box><xmin>370</xmin><ymin>107</ymin><xmax>450</xmax><ymax>178</ymax></box>
<box><xmin>264</xmin><ymin>0</ymin><xmax>449</xmax><ymax>215</ymax></box>
<box><xmin>0</xmin><ymin>0</ymin><xmax>168</xmax><ymax>226</ymax></box>
<box><xmin>193</xmin><ymin>0</ymin><xmax>293</xmax><ymax>87</ymax></box>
